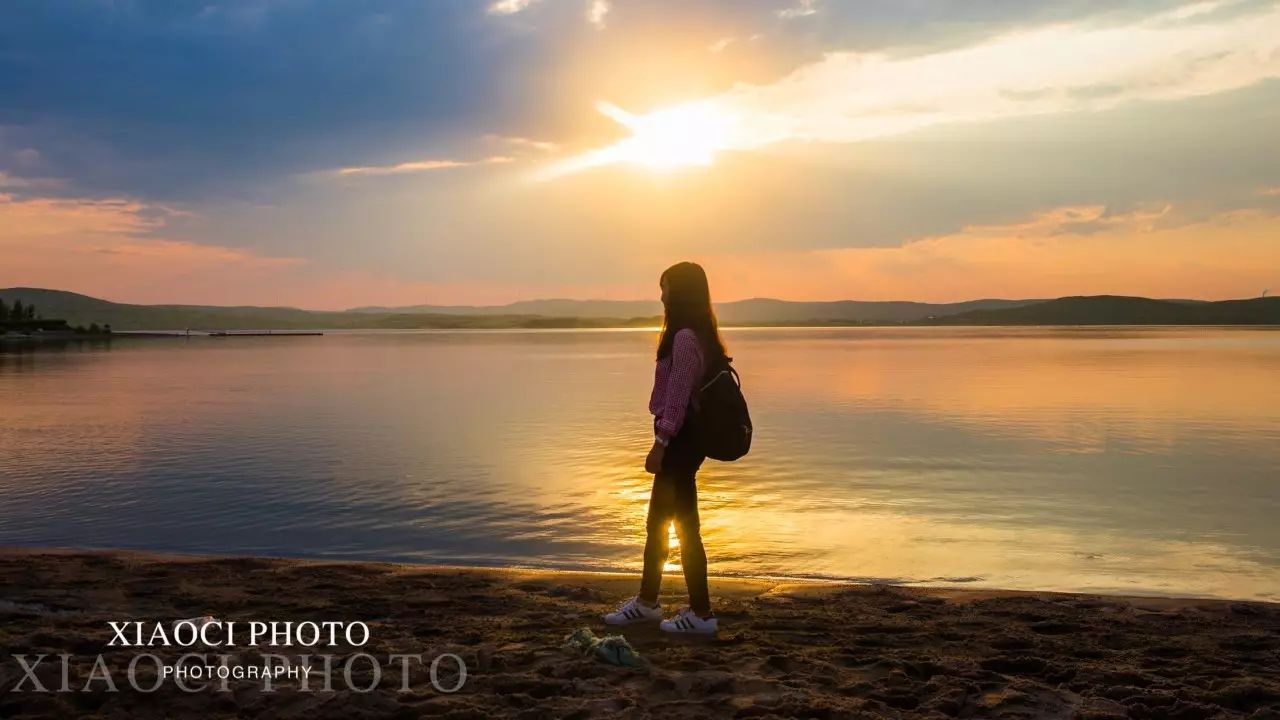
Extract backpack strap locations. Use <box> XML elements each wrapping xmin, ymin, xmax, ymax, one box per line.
<box><xmin>699</xmin><ymin>360</ymin><xmax>740</xmax><ymax>392</ymax></box>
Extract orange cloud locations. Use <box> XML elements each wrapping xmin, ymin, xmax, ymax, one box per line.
<box><xmin>82</xmin><ymin>238</ymin><xmax>303</xmax><ymax>266</ymax></box>
<box><xmin>0</xmin><ymin>194</ymin><xmax>307</xmax><ymax>303</ymax></box>
<box><xmin>699</xmin><ymin>205</ymin><xmax>1280</xmax><ymax>302</ymax></box>
<box><xmin>0</xmin><ymin>194</ymin><xmax>159</xmax><ymax>236</ymax></box>
<box><xmin>485</xmin><ymin>135</ymin><xmax>558</xmax><ymax>153</ymax></box>
<box><xmin>5</xmin><ymin>191</ymin><xmax>1276</xmax><ymax>310</ymax></box>
<box><xmin>0</xmin><ymin>193</ymin><xmax>654</xmax><ymax>309</ymax></box>
<box><xmin>335</xmin><ymin>156</ymin><xmax>514</xmax><ymax>177</ymax></box>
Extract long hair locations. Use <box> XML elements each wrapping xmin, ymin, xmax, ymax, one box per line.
<box><xmin>657</xmin><ymin>261</ymin><xmax>728</xmax><ymax>366</ymax></box>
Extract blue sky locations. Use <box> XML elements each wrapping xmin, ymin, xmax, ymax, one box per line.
<box><xmin>2</xmin><ymin>0</ymin><xmax>1278</xmax><ymax>307</ymax></box>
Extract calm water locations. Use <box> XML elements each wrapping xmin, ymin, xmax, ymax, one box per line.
<box><xmin>2</xmin><ymin>327</ymin><xmax>1278</xmax><ymax>600</ymax></box>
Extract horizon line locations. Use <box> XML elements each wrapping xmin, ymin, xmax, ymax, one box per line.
<box><xmin>3</xmin><ymin>286</ymin><xmax>1276</xmax><ymax>314</ymax></box>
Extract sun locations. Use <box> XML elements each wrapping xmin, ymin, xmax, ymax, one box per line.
<box><xmin>538</xmin><ymin>100</ymin><xmax>737</xmax><ymax>179</ymax></box>
<box><xmin>594</xmin><ymin>101</ymin><xmax>729</xmax><ymax>170</ymax></box>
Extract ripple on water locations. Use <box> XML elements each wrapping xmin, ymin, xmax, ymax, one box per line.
<box><xmin>1</xmin><ymin>327</ymin><xmax>1279</xmax><ymax>599</ymax></box>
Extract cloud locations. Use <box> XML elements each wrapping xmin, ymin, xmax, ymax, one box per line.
<box><xmin>13</xmin><ymin>149</ymin><xmax>40</xmax><ymax>167</ymax></box>
<box><xmin>0</xmin><ymin>146</ymin><xmax>63</xmax><ymax>191</ymax></box>
<box><xmin>777</xmin><ymin>0</ymin><xmax>817</xmax><ymax>20</ymax></box>
<box><xmin>745</xmin><ymin>1</ymin><xmax>1280</xmax><ymax>143</ymax></box>
<box><xmin>699</xmin><ymin>204</ymin><xmax>1280</xmax><ymax>302</ymax></box>
<box><xmin>708</xmin><ymin>34</ymin><xmax>762</xmax><ymax>53</ymax></box>
<box><xmin>0</xmin><ymin>192</ymin><xmax>667</xmax><ymax>308</ymax></box>
<box><xmin>586</xmin><ymin>0</ymin><xmax>609</xmax><ymax>29</ymax></box>
<box><xmin>1167</xmin><ymin>0</ymin><xmax>1231</xmax><ymax>21</ymax></box>
<box><xmin>335</xmin><ymin>156</ymin><xmax>514</xmax><ymax>177</ymax></box>
<box><xmin>951</xmin><ymin>203</ymin><xmax>1175</xmax><ymax>237</ymax></box>
<box><xmin>488</xmin><ymin>0</ymin><xmax>535</xmax><ymax>15</ymax></box>
<box><xmin>0</xmin><ymin>195</ymin><xmax>162</xmax><ymax>237</ymax></box>
<box><xmin>708</xmin><ymin>37</ymin><xmax>735</xmax><ymax>53</ymax></box>
<box><xmin>1260</xmin><ymin>187</ymin><xmax>1280</xmax><ymax>197</ymax></box>
<box><xmin>553</xmin><ymin>1</ymin><xmax>1280</xmax><ymax>175</ymax></box>
<box><xmin>0</xmin><ymin>194</ymin><xmax>310</xmax><ymax>304</ymax></box>
<box><xmin>0</xmin><ymin>2</ymin><xmax>537</xmax><ymax>199</ymax></box>
<box><xmin>486</xmin><ymin>135</ymin><xmax>559</xmax><ymax>153</ymax></box>
<box><xmin>0</xmin><ymin>174</ymin><xmax>65</xmax><ymax>192</ymax></box>
<box><xmin>79</xmin><ymin>238</ymin><xmax>303</xmax><ymax>268</ymax></box>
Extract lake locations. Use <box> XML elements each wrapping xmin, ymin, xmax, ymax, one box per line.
<box><xmin>2</xmin><ymin>327</ymin><xmax>1278</xmax><ymax>601</ymax></box>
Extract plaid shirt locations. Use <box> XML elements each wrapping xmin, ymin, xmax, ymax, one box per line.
<box><xmin>649</xmin><ymin>328</ymin><xmax>704</xmax><ymax>442</ymax></box>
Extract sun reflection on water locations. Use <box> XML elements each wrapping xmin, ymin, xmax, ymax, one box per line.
<box><xmin>1</xmin><ymin>327</ymin><xmax>1278</xmax><ymax>600</ymax></box>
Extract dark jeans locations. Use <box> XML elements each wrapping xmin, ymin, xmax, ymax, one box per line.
<box><xmin>638</xmin><ymin>422</ymin><xmax>710</xmax><ymax>615</ymax></box>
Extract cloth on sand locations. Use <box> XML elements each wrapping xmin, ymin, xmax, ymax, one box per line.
<box><xmin>563</xmin><ymin>627</ymin><xmax>646</xmax><ymax>668</ymax></box>
<box><xmin>172</xmin><ymin>616</ymin><xmax>218</xmax><ymax>634</ymax></box>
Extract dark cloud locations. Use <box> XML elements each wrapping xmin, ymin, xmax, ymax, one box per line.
<box><xmin>0</xmin><ymin>0</ymin><xmax>550</xmax><ymax>198</ymax></box>
<box><xmin>0</xmin><ymin>0</ymin><xmax>1196</xmax><ymax>200</ymax></box>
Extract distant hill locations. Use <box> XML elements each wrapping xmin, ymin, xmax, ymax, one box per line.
<box><xmin>715</xmin><ymin>298</ymin><xmax>1044</xmax><ymax>324</ymax></box>
<box><xmin>348</xmin><ymin>299</ymin><xmax>663</xmax><ymax>318</ymax></box>
<box><xmin>921</xmin><ymin>295</ymin><xmax>1280</xmax><ymax>325</ymax></box>
<box><xmin>0</xmin><ymin>288</ymin><xmax>325</xmax><ymax>330</ymax></box>
<box><xmin>3</xmin><ymin>288</ymin><xmax>1274</xmax><ymax>331</ymax></box>
<box><xmin>0</xmin><ymin>288</ymin><xmax>1042</xmax><ymax>329</ymax></box>
<box><xmin>0</xmin><ymin>288</ymin><xmax>658</xmax><ymax>331</ymax></box>
<box><xmin>349</xmin><ymin>297</ymin><xmax>1045</xmax><ymax>324</ymax></box>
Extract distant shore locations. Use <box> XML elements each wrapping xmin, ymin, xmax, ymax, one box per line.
<box><xmin>2</xmin><ymin>547</ymin><xmax>1278</xmax><ymax>718</ymax></box>
<box><xmin>5</xmin><ymin>287</ymin><xmax>1279</xmax><ymax>332</ymax></box>
<box><xmin>4</xmin><ymin>322</ymin><xmax>1280</xmax><ymax>342</ymax></box>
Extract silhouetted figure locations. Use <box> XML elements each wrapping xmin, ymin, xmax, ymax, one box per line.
<box><xmin>605</xmin><ymin>262</ymin><xmax>728</xmax><ymax>635</ymax></box>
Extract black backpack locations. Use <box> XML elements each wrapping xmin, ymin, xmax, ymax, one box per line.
<box><xmin>696</xmin><ymin>357</ymin><xmax>753</xmax><ymax>461</ymax></box>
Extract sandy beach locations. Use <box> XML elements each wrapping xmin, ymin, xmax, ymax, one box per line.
<box><xmin>1</xmin><ymin>548</ymin><xmax>1279</xmax><ymax>719</ymax></box>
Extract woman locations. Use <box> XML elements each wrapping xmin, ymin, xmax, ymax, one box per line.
<box><xmin>604</xmin><ymin>261</ymin><xmax>727</xmax><ymax>634</ymax></box>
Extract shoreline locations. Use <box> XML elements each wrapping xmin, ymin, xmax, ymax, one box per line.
<box><xmin>3</xmin><ymin>547</ymin><xmax>1280</xmax><ymax>718</ymax></box>
<box><xmin>6</xmin><ymin>324</ymin><xmax>1280</xmax><ymax>340</ymax></box>
<box><xmin>3</xmin><ymin>544</ymin><xmax>1270</xmax><ymax>608</ymax></box>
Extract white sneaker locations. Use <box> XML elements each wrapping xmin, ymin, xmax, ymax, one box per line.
<box><xmin>660</xmin><ymin>607</ymin><xmax>718</xmax><ymax>634</ymax></box>
<box><xmin>604</xmin><ymin>596</ymin><xmax>663</xmax><ymax>626</ymax></box>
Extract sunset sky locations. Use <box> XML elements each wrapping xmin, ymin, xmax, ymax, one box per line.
<box><xmin>2</xmin><ymin>0</ymin><xmax>1278</xmax><ymax>308</ymax></box>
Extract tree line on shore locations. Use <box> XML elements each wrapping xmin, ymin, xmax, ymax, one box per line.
<box><xmin>0</xmin><ymin>298</ymin><xmax>37</xmax><ymax>322</ymax></box>
<box><xmin>0</xmin><ymin>299</ymin><xmax>110</xmax><ymax>335</ymax></box>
